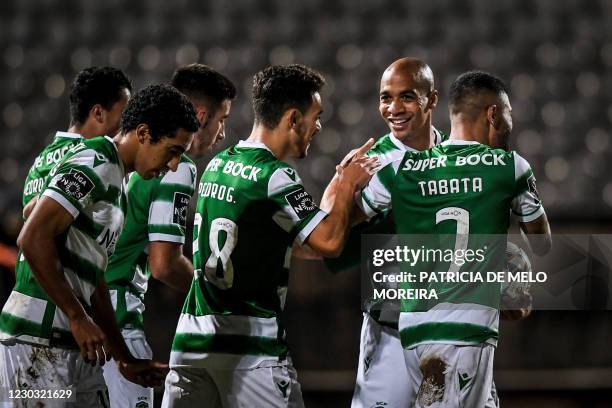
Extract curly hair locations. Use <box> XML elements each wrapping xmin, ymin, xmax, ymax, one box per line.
<box><xmin>449</xmin><ymin>71</ymin><xmax>509</xmax><ymax>115</ymax></box>
<box><xmin>252</xmin><ymin>64</ymin><xmax>325</xmax><ymax>129</ymax></box>
<box><xmin>120</xmin><ymin>84</ymin><xmax>199</xmax><ymax>143</ymax></box>
<box><xmin>69</xmin><ymin>66</ymin><xmax>132</xmax><ymax>125</ymax></box>
<box><xmin>171</xmin><ymin>63</ymin><xmax>236</xmax><ymax>112</ymax></box>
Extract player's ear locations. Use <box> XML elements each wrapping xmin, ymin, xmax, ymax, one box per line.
<box><xmin>196</xmin><ymin>105</ymin><xmax>209</xmax><ymax>129</ymax></box>
<box><xmin>426</xmin><ymin>90</ymin><xmax>439</xmax><ymax>111</ymax></box>
<box><xmin>136</xmin><ymin>124</ymin><xmax>151</xmax><ymax>144</ymax></box>
<box><xmin>486</xmin><ymin>104</ymin><xmax>499</xmax><ymax>129</ymax></box>
<box><xmin>287</xmin><ymin>108</ymin><xmax>302</xmax><ymax>130</ymax></box>
<box><xmin>91</xmin><ymin>104</ymin><xmax>104</xmax><ymax>124</ymax></box>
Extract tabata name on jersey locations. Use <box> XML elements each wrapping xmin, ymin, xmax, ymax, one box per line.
<box><xmin>402</xmin><ymin>153</ymin><xmax>506</xmax><ymax>172</ymax></box>
<box><xmin>418</xmin><ymin>177</ymin><xmax>483</xmax><ymax>196</ymax></box>
<box><xmin>205</xmin><ymin>158</ymin><xmax>261</xmax><ymax>182</ymax></box>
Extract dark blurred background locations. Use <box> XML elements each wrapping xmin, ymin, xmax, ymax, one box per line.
<box><xmin>1</xmin><ymin>0</ymin><xmax>611</xmax><ymax>406</ymax></box>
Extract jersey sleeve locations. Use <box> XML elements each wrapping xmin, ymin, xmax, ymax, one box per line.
<box><xmin>511</xmin><ymin>152</ymin><xmax>545</xmax><ymax>222</ymax></box>
<box><xmin>147</xmin><ymin>160</ymin><xmax>197</xmax><ymax>243</ymax></box>
<box><xmin>267</xmin><ymin>166</ymin><xmax>327</xmax><ymax>245</ymax></box>
<box><xmin>357</xmin><ymin>159</ymin><xmax>401</xmax><ymax>219</ymax></box>
<box><xmin>42</xmin><ymin>149</ymin><xmax>108</xmax><ymax>219</ymax></box>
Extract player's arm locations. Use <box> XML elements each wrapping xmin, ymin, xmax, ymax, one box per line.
<box><xmin>306</xmin><ymin>156</ymin><xmax>379</xmax><ymax>257</ymax></box>
<box><xmin>320</xmin><ymin>138</ymin><xmax>375</xmax><ymax>212</ymax></box>
<box><xmin>512</xmin><ymin>152</ymin><xmax>552</xmax><ymax>256</ymax></box>
<box><xmin>90</xmin><ymin>277</ymin><xmax>167</xmax><ymax>386</ymax></box>
<box><xmin>146</xmin><ymin>160</ymin><xmax>196</xmax><ymax>292</ymax></box>
<box><xmin>148</xmin><ymin>241</ymin><xmax>193</xmax><ymax>292</ymax></box>
<box><xmin>17</xmin><ymin>196</ymin><xmax>108</xmax><ymax>364</ymax></box>
<box><xmin>519</xmin><ymin>213</ymin><xmax>551</xmax><ymax>256</ymax></box>
<box><xmin>22</xmin><ymin>196</ymin><xmax>38</xmax><ymax>219</ymax></box>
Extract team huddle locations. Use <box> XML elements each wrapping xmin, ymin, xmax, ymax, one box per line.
<box><xmin>0</xmin><ymin>58</ymin><xmax>551</xmax><ymax>408</ymax></box>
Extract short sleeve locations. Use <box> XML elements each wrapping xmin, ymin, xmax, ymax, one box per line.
<box><xmin>147</xmin><ymin>160</ymin><xmax>197</xmax><ymax>243</ymax></box>
<box><xmin>42</xmin><ymin>149</ymin><xmax>107</xmax><ymax>219</ymax></box>
<box><xmin>267</xmin><ymin>166</ymin><xmax>327</xmax><ymax>245</ymax></box>
<box><xmin>358</xmin><ymin>159</ymin><xmax>402</xmax><ymax>220</ymax></box>
<box><xmin>511</xmin><ymin>152</ymin><xmax>545</xmax><ymax>222</ymax></box>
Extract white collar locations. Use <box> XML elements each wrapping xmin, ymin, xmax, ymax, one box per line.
<box><xmin>440</xmin><ymin>139</ymin><xmax>481</xmax><ymax>146</ymax></box>
<box><xmin>237</xmin><ymin>140</ymin><xmax>276</xmax><ymax>156</ymax></box>
<box><xmin>55</xmin><ymin>131</ymin><xmax>82</xmax><ymax>139</ymax></box>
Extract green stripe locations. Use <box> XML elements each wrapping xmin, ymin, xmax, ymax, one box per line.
<box><xmin>73</xmin><ymin>213</ymin><xmax>105</xmax><ymax>239</ymax></box>
<box><xmin>0</xmin><ymin>311</ymin><xmax>46</xmax><ymax>338</ymax></box>
<box><xmin>172</xmin><ymin>333</ymin><xmax>288</xmax><ymax>357</ymax></box>
<box><xmin>400</xmin><ymin>322</ymin><xmax>498</xmax><ymax>348</ymax></box>
<box><xmin>148</xmin><ymin>224</ymin><xmax>184</xmax><ymax>236</ymax></box>
<box><xmin>59</xmin><ymin>247</ymin><xmax>104</xmax><ymax>286</ymax></box>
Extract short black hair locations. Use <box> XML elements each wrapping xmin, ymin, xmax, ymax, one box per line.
<box><xmin>252</xmin><ymin>64</ymin><xmax>325</xmax><ymax>129</ymax></box>
<box><xmin>69</xmin><ymin>66</ymin><xmax>132</xmax><ymax>125</ymax></box>
<box><xmin>120</xmin><ymin>84</ymin><xmax>199</xmax><ymax>143</ymax></box>
<box><xmin>449</xmin><ymin>71</ymin><xmax>509</xmax><ymax>114</ymax></box>
<box><xmin>171</xmin><ymin>63</ymin><xmax>236</xmax><ymax>112</ymax></box>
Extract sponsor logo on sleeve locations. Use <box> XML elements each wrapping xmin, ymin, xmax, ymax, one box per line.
<box><xmin>284</xmin><ymin>187</ymin><xmax>317</xmax><ymax>220</ymax></box>
<box><xmin>173</xmin><ymin>192</ymin><xmax>190</xmax><ymax>227</ymax></box>
<box><xmin>55</xmin><ymin>169</ymin><xmax>95</xmax><ymax>200</ymax></box>
<box><xmin>527</xmin><ymin>175</ymin><xmax>540</xmax><ymax>204</ymax></box>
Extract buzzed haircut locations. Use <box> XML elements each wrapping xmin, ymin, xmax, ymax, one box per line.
<box><xmin>120</xmin><ymin>84</ymin><xmax>199</xmax><ymax>143</ymax></box>
<box><xmin>170</xmin><ymin>63</ymin><xmax>236</xmax><ymax>112</ymax></box>
<box><xmin>69</xmin><ymin>66</ymin><xmax>132</xmax><ymax>125</ymax></box>
<box><xmin>449</xmin><ymin>71</ymin><xmax>509</xmax><ymax>115</ymax></box>
<box><xmin>252</xmin><ymin>64</ymin><xmax>325</xmax><ymax>129</ymax></box>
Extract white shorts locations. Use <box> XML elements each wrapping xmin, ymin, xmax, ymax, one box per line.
<box><xmin>351</xmin><ymin>313</ymin><xmax>420</xmax><ymax>408</ymax></box>
<box><xmin>161</xmin><ymin>361</ymin><xmax>304</xmax><ymax>408</ymax></box>
<box><xmin>405</xmin><ymin>343</ymin><xmax>497</xmax><ymax>408</ymax></box>
<box><xmin>102</xmin><ymin>330</ymin><xmax>153</xmax><ymax>408</ymax></box>
<box><xmin>0</xmin><ymin>341</ymin><xmax>108</xmax><ymax>408</ymax></box>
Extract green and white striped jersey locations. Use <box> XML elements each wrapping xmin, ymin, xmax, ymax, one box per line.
<box><xmin>170</xmin><ymin>140</ymin><xmax>326</xmax><ymax>369</ymax></box>
<box><xmin>22</xmin><ymin>131</ymin><xmax>84</xmax><ymax>207</ymax></box>
<box><xmin>0</xmin><ymin>136</ymin><xmax>126</xmax><ymax>348</ymax></box>
<box><xmin>359</xmin><ymin>140</ymin><xmax>544</xmax><ymax>349</ymax></box>
<box><xmin>105</xmin><ymin>155</ymin><xmax>197</xmax><ymax>332</ymax></box>
<box><xmin>324</xmin><ymin>129</ymin><xmax>447</xmax><ymax>328</ymax></box>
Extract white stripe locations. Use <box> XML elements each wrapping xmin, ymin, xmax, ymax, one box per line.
<box><xmin>126</xmin><ymin>292</ymin><xmax>145</xmax><ymax>315</ymax></box>
<box><xmin>1</xmin><ymin>291</ymin><xmax>47</xmax><ymax>324</ymax></box>
<box><xmin>55</xmin><ymin>131</ymin><xmax>82</xmax><ymax>139</ymax></box>
<box><xmin>66</xmin><ymin>227</ymin><xmax>107</xmax><ymax>271</ymax></box>
<box><xmin>42</xmin><ymin>190</ymin><xmax>79</xmax><ymax>218</ymax></box>
<box><xmin>63</xmin><ymin>267</ymin><xmax>96</xmax><ymax>305</ymax></box>
<box><xmin>296</xmin><ymin>210</ymin><xmax>327</xmax><ymax>245</ymax></box>
<box><xmin>176</xmin><ymin>313</ymin><xmax>279</xmax><ymax>339</ymax></box>
<box><xmin>148</xmin><ymin>233</ymin><xmax>185</xmax><ymax>244</ymax></box>
<box><xmin>399</xmin><ymin>302</ymin><xmax>499</xmax><ymax>333</ymax></box>
<box><xmin>160</xmin><ymin>162</ymin><xmax>195</xmax><ymax>186</ymax></box>
<box><xmin>515</xmin><ymin>206</ymin><xmax>545</xmax><ymax>223</ymax></box>
<box><xmin>268</xmin><ymin>167</ymin><xmax>302</xmax><ymax>197</ymax></box>
<box><xmin>237</xmin><ymin>139</ymin><xmax>275</xmax><ymax>155</ymax></box>
<box><xmin>52</xmin><ymin>307</ymin><xmax>70</xmax><ymax>331</ymax></box>
<box><xmin>149</xmin><ymin>201</ymin><xmax>175</xmax><ymax>225</ymax></box>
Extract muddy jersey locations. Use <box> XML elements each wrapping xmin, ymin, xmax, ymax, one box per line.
<box><xmin>0</xmin><ymin>136</ymin><xmax>126</xmax><ymax>348</ymax></box>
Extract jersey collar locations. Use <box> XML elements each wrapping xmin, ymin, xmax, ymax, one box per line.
<box><xmin>237</xmin><ymin>140</ymin><xmax>276</xmax><ymax>156</ymax></box>
<box><xmin>388</xmin><ymin>126</ymin><xmax>444</xmax><ymax>152</ymax></box>
<box><xmin>440</xmin><ymin>139</ymin><xmax>481</xmax><ymax>146</ymax></box>
<box><xmin>55</xmin><ymin>131</ymin><xmax>82</xmax><ymax>139</ymax></box>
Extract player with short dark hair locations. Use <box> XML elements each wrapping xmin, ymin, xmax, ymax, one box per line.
<box><xmin>357</xmin><ymin>71</ymin><xmax>551</xmax><ymax>407</ymax></box>
<box><xmin>162</xmin><ymin>64</ymin><xmax>378</xmax><ymax>408</ymax></box>
<box><xmin>103</xmin><ymin>66</ymin><xmax>236</xmax><ymax>408</ymax></box>
<box><xmin>0</xmin><ymin>84</ymin><xmax>198</xmax><ymax>407</ymax></box>
<box><xmin>22</xmin><ymin>66</ymin><xmax>132</xmax><ymax>210</ymax></box>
